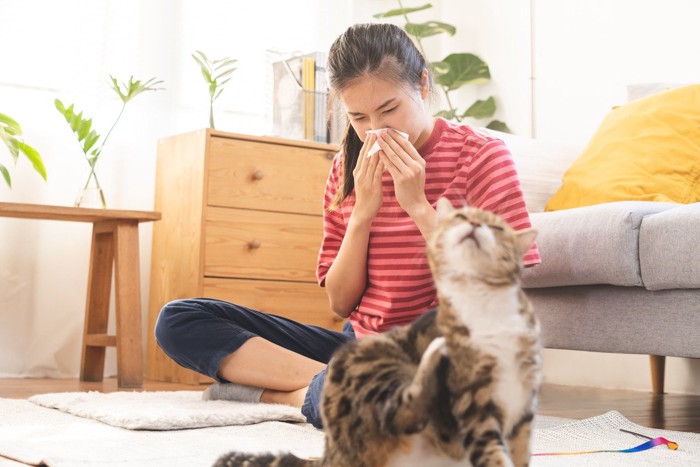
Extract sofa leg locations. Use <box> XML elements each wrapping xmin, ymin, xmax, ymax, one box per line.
<box><xmin>649</xmin><ymin>355</ymin><xmax>666</xmax><ymax>395</ymax></box>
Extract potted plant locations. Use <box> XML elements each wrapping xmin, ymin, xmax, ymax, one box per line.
<box><xmin>0</xmin><ymin>113</ymin><xmax>46</xmax><ymax>188</ymax></box>
<box><xmin>55</xmin><ymin>75</ymin><xmax>164</xmax><ymax>208</ymax></box>
<box><xmin>375</xmin><ymin>1</ymin><xmax>509</xmax><ymax>132</ymax></box>
<box><xmin>191</xmin><ymin>50</ymin><xmax>237</xmax><ymax>129</ymax></box>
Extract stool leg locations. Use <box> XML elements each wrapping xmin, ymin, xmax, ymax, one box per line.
<box><xmin>649</xmin><ymin>355</ymin><xmax>666</xmax><ymax>395</ymax></box>
<box><xmin>81</xmin><ymin>224</ymin><xmax>114</xmax><ymax>382</ymax></box>
<box><xmin>114</xmin><ymin>221</ymin><xmax>144</xmax><ymax>388</ymax></box>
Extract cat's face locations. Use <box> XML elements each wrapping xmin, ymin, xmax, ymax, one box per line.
<box><xmin>428</xmin><ymin>198</ymin><xmax>536</xmax><ymax>283</ymax></box>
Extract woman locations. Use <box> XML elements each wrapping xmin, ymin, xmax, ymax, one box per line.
<box><xmin>154</xmin><ymin>23</ymin><xmax>540</xmax><ymax>428</ymax></box>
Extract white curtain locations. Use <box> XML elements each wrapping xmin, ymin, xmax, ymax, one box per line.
<box><xmin>0</xmin><ymin>0</ymin><xmax>355</xmax><ymax>378</ymax></box>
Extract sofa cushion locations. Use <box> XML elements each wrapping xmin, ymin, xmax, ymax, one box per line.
<box><xmin>639</xmin><ymin>203</ymin><xmax>700</xmax><ymax>290</ymax></box>
<box><xmin>522</xmin><ymin>201</ymin><xmax>677</xmax><ymax>288</ymax></box>
<box><xmin>545</xmin><ymin>84</ymin><xmax>700</xmax><ymax>211</ymax></box>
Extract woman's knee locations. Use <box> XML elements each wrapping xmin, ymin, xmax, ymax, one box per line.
<box><xmin>153</xmin><ymin>299</ymin><xmax>201</xmax><ymax>351</ymax></box>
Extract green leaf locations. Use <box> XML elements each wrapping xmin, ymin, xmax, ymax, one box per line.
<box><xmin>77</xmin><ymin>118</ymin><xmax>92</xmax><ymax>141</ymax></box>
<box><xmin>199</xmin><ymin>66</ymin><xmax>213</xmax><ymax>84</ymax></box>
<box><xmin>435</xmin><ymin>53</ymin><xmax>491</xmax><ymax>90</ymax></box>
<box><xmin>192</xmin><ymin>53</ymin><xmax>208</xmax><ymax>71</ymax></box>
<box><xmin>0</xmin><ymin>113</ymin><xmax>22</xmax><ymax>133</ymax></box>
<box><xmin>209</xmin><ymin>82</ymin><xmax>217</xmax><ymax>96</ymax></box>
<box><xmin>373</xmin><ymin>4</ymin><xmax>432</xmax><ymax>18</ymax></box>
<box><xmin>70</xmin><ymin>112</ymin><xmax>83</xmax><ymax>132</ymax></box>
<box><xmin>462</xmin><ymin>97</ymin><xmax>496</xmax><ymax>119</ymax></box>
<box><xmin>0</xmin><ymin>124</ymin><xmax>20</xmax><ymax>137</ymax></box>
<box><xmin>54</xmin><ymin>100</ymin><xmax>100</xmax><ymax>155</ymax></box>
<box><xmin>142</xmin><ymin>77</ymin><xmax>164</xmax><ymax>89</ymax></box>
<box><xmin>429</xmin><ymin>60</ymin><xmax>450</xmax><ymax>77</ymax></box>
<box><xmin>214</xmin><ymin>58</ymin><xmax>237</xmax><ymax>70</ymax></box>
<box><xmin>110</xmin><ymin>75</ymin><xmax>164</xmax><ymax>104</ymax></box>
<box><xmin>194</xmin><ymin>50</ymin><xmax>210</xmax><ymax>63</ymax></box>
<box><xmin>17</xmin><ymin>142</ymin><xmax>46</xmax><ymax>180</ymax></box>
<box><xmin>486</xmin><ymin>120</ymin><xmax>511</xmax><ymax>133</ymax></box>
<box><xmin>214</xmin><ymin>88</ymin><xmax>224</xmax><ymax>100</ymax></box>
<box><xmin>54</xmin><ymin>99</ymin><xmax>66</xmax><ymax>114</ymax></box>
<box><xmin>214</xmin><ymin>67</ymin><xmax>236</xmax><ymax>81</ymax></box>
<box><xmin>0</xmin><ymin>163</ymin><xmax>10</xmax><ymax>187</ymax></box>
<box><xmin>405</xmin><ymin>21</ymin><xmax>456</xmax><ymax>39</ymax></box>
<box><xmin>83</xmin><ymin>130</ymin><xmax>100</xmax><ymax>154</ymax></box>
<box><xmin>7</xmin><ymin>137</ymin><xmax>20</xmax><ymax>162</ymax></box>
<box><xmin>110</xmin><ymin>75</ymin><xmax>127</xmax><ymax>102</ymax></box>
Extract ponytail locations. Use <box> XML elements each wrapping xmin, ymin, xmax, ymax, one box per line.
<box><xmin>329</xmin><ymin>121</ymin><xmax>363</xmax><ymax>210</ymax></box>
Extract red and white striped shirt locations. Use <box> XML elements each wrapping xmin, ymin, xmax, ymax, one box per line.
<box><xmin>317</xmin><ymin>118</ymin><xmax>540</xmax><ymax>338</ymax></box>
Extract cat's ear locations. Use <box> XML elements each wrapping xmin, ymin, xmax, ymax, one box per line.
<box><xmin>435</xmin><ymin>197</ymin><xmax>455</xmax><ymax>221</ymax></box>
<box><xmin>515</xmin><ymin>229</ymin><xmax>537</xmax><ymax>256</ymax></box>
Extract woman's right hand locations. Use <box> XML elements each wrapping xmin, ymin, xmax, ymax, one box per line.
<box><xmin>351</xmin><ymin>132</ymin><xmax>384</xmax><ymax>224</ymax></box>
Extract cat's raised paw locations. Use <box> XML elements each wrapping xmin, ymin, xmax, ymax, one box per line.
<box><xmin>425</xmin><ymin>336</ymin><xmax>448</xmax><ymax>357</ymax></box>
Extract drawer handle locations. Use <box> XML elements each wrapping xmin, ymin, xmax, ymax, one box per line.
<box><xmin>251</xmin><ymin>169</ymin><xmax>265</xmax><ymax>181</ymax></box>
<box><xmin>324</xmin><ymin>152</ymin><xmax>334</xmax><ymax>160</ymax></box>
<box><xmin>247</xmin><ymin>239</ymin><xmax>261</xmax><ymax>250</ymax></box>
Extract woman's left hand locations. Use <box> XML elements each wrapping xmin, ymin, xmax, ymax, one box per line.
<box><xmin>375</xmin><ymin>129</ymin><xmax>431</xmax><ymax>218</ymax></box>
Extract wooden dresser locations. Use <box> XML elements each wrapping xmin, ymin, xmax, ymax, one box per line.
<box><xmin>146</xmin><ymin>129</ymin><xmax>342</xmax><ymax>384</ymax></box>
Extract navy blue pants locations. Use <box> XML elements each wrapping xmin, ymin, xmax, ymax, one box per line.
<box><xmin>154</xmin><ymin>298</ymin><xmax>355</xmax><ymax>428</ymax></box>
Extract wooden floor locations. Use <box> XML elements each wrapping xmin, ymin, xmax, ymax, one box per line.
<box><xmin>1</xmin><ymin>378</ymin><xmax>698</xmax><ymax>465</ymax></box>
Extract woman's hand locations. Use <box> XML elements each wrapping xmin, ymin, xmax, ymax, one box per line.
<box><xmin>376</xmin><ymin>130</ymin><xmax>431</xmax><ymax>216</ymax></box>
<box><xmin>351</xmin><ymin>132</ymin><xmax>384</xmax><ymax>224</ymax></box>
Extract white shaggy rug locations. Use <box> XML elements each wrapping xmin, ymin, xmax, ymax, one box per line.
<box><xmin>1</xmin><ymin>394</ymin><xmax>698</xmax><ymax>466</ymax></box>
<box><xmin>28</xmin><ymin>390</ymin><xmax>305</xmax><ymax>430</ymax></box>
<box><xmin>0</xmin><ymin>398</ymin><xmax>322</xmax><ymax>467</ymax></box>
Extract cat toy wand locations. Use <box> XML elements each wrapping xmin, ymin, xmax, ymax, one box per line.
<box><xmin>532</xmin><ymin>428</ymin><xmax>679</xmax><ymax>456</ymax></box>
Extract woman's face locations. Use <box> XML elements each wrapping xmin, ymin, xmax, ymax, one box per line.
<box><xmin>339</xmin><ymin>74</ymin><xmax>433</xmax><ymax>149</ymax></box>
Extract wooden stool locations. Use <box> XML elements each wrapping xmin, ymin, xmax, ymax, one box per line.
<box><xmin>0</xmin><ymin>202</ymin><xmax>160</xmax><ymax>388</ymax></box>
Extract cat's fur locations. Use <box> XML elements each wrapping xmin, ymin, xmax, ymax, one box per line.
<box><xmin>214</xmin><ymin>198</ymin><xmax>541</xmax><ymax>467</ymax></box>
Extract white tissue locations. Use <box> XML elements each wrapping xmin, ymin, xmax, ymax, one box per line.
<box><xmin>365</xmin><ymin>129</ymin><xmax>409</xmax><ymax>157</ymax></box>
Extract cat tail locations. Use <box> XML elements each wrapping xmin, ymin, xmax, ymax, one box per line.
<box><xmin>212</xmin><ymin>452</ymin><xmax>320</xmax><ymax>467</ymax></box>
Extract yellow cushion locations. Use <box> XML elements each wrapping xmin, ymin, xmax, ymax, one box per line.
<box><xmin>545</xmin><ymin>84</ymin><xmax>700</xmax><ymax>211</ymax></box>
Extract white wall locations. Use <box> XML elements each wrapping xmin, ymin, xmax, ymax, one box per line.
<box><xmin>0</xmin><ymin>0</ymin><xmax>355</xmax><ymax>379</ymax></box>
<box><xmin>533</xmin><ymin>0</ymin><xmax>700</xmax><ymax>142</ymax></box>
<box><xmin>1</xmin><ymin>0</ymin><xmax>698</xmax><ymax>395</ymax></box>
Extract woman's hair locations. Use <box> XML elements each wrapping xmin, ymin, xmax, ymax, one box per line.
<box><xmin>326</xmin><ymin>23</ymin><xmax>431</xmax><ymax>209</ymax></box>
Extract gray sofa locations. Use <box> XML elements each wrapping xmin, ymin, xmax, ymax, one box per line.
<box><xmin>521</xmin><ymin>201</ymin><xmax>700</xmax><ymax>393</ymax></box>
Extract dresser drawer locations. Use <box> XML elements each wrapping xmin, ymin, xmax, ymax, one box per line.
<box><xmin>204</xmin><ymin>206</ymin><xmax>323</xmax><ymax>282</ymax></box>
<box><xmin>203</xmin><ymin>277</ymin><xmax>344</xmax><ymax>331</ymax></box>
<box><xmin>207</xmin><ymin>137</ymin><xmax>334</xmax><ymax>215</ymax></box>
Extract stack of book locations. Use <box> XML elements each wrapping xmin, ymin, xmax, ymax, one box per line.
<box><xmin>272</xmin><ymin>52</ymin><xmax>345</xmax><ymax>144</ymax></box>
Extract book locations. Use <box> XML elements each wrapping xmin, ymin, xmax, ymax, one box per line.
<box><xmin>314</xmin><ymin>61</ymin><xmax>328</xmax><ymax>143</ymax></box>
<box><xmin>303</xmin><ymin>56</ymin><xmax>315</xmax><ymax>141</ymax></box>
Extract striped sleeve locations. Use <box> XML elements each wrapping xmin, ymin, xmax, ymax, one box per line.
<box><xmin>466</xmin><ymin>139</ymin><xmax>541</xmax><ymax>266</ymax></box>
<box><xmin>316</xmin><ymin>154</ymin><xmax>346</xmax><ymax>285</ymax></box>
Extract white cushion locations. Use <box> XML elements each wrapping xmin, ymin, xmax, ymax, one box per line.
<box><xmin>479</xmin><ymin>129</ymin><xmax>583</xmax><ymax>212</ymax></box>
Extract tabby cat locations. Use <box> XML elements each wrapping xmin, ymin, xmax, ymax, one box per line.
<box><xmin>214</xmin><ymin>198</ymin><xmax>541</xmax><ymax>467</ymax></box>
